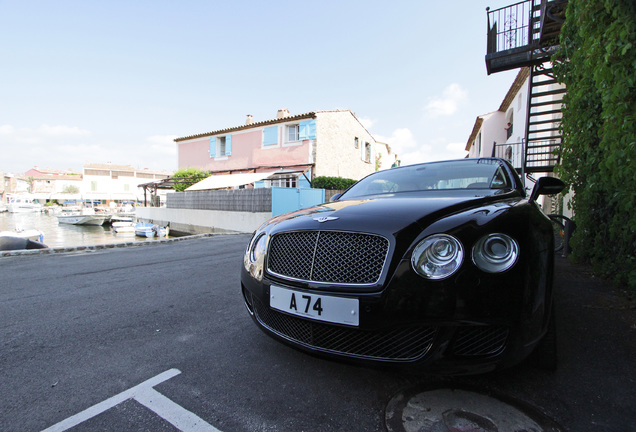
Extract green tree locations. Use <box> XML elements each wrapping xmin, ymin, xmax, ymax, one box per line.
<box><xmin>553</xmin><ymin>0</ymin><xmax>636</xmax><ymax>289</ymax></box>
<box><xmin>62</xmin><ymin>185</ymin><xmax>80</xmax><ymax>194</ymax></box>
<box><xmin>171</xmin><ymin>168</ymin><xmax>209</xmax><ymax>192</ymax></box>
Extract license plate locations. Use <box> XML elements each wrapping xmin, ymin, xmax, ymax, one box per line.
<box><xmin>269</xmin><ymin>285</ymin><xmax>359</xmax><ymax>326</ymax></box>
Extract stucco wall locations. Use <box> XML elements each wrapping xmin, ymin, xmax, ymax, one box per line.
<box><xmin>178</xmin><ymin>127</ymin><xmax>312</xmax><ymax>172</ymax></box>
<box><xmin>314</xmin><ymin>111</ymin><xmax>377</xmax><ymax>180</ymax></box>
<box><xmin>136</xmin><ymin>206</ymin><xmax>271</xmax><ymax>234</ymax></box>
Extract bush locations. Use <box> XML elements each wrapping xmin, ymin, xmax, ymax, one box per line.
<box><xmin>171</xmin><ymin>168</ymin><xmax>209</xmax><ymax>192</ymax></box>
<box><xmin>312</xmin><ymin>176</ymin><xmax>357</xmax><ymax>190</ymax></box>
<box><xmin>553</xmin><ymin>0</ymin><xmax>636</xmax><ymax>290</ymax></box>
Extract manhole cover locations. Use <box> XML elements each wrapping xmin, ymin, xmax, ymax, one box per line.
<box><xmin>386</xmin><ymin>387</ymin><xmax>563</xmax><ymax>432</ymax></box>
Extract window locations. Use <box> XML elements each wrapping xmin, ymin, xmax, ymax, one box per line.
<box><xmin>91</xmin><ymin>181</ymin><xmax>97</xmax><ymax>191</ymax></box>
<box><xmin>506</xmin><ymin>111</ymin><xmax>514</xmax><ymax>140</ymax></box>
<box><xmin>268</xmin><ymin>175</ymin><xmax>298</xmax><ymax>188</ymax></box>
<box><xmin>364</xmin><ymin>142</ymin><xmax>371</xmax><ymax>163</ymax></box>
<box><xmin>476</xmin><ymin>133</ymin><xmax>482</xmax><ymax>156</ymax></box>
<box><xmin>210</xmin><ymin>135</ymin><xmax>232</xmax><ymax>157</ymax></box>
<box><xmin>111</xmin><ymin>170</ymin><xmax>134</xmax><ymax>177</ymax></box>
<box><xmin>354</xmin><ymin>137</ymin><xmax>359</xmax><ymax>148</ymax></box>
<box><xmin>85</xmin><ymin>169</ymin><xmax>109</xmax><ymax>176</ymax></box>
<box><xmin>287</xmin><ymin>124</ymin><xmax>299</xmax><ymax>142</ymax></box>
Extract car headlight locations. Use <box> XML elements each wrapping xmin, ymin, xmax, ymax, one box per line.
<box><xmin>250</xmin><ymin>233</ymin><xmax>267</xmax><ymax>263</ymax></box>
<box><xmin>244</xmin><ymin>232</ymin><xmax>268</xmax><ymax>281</ymax></box>
<box><xmin>411</xmin><ymin>234</ymin><xmax>464</xmax><ymax>280</ymax></box>
<box><xmin>472</xmin><ymin>233</ymin><xmax>518</xmax><ymax>273</ymax></box>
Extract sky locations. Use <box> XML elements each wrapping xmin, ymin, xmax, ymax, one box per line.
<box><xmin>0</xmin><ymin>0</ymin><xmax>520</xmax><ymax>175</ymax></box>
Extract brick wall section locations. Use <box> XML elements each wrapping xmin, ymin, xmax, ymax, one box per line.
<box><xmin>166</xmin><ymin>188</ymin><xmax>272</xmax><ymax>212</ymax></box>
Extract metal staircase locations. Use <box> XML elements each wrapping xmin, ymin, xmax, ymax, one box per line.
<box><xmin>524</xmin><ymin>63</ymin><xmax>566</xmax><ymax>173</ymax></box>
<box><xmin>485</xmin><ymin>0</ymin><xmax>568</xmax><ymax>174</ymax></box>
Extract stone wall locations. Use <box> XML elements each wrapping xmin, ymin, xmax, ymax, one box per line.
<box><xmin>314</xmin><ymin>111</ymin><xmax>378</xmax><ymax>180</ymax></box>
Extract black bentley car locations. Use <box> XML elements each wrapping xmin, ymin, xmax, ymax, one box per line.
<box><xmin>241</xmin><ymin>158</ymin><xmax>565</xmax><ymax>374</ymax></box>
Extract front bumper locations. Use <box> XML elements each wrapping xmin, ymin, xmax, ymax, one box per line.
<box><xmin>240</xmin><ymin>260</ymin><xmax>546</xmax><ymax>374</ymax></box>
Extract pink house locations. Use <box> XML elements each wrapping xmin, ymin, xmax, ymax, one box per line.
<box><xmin>175</xmin><ymin>109</ymin><xmax>393</xmax><ymax>188</ymax></box>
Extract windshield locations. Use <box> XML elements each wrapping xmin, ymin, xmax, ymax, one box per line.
<box><xmin>340</xmin><ymin>159</ymin><xmax>514</xmax><ymax>200</ymax></box>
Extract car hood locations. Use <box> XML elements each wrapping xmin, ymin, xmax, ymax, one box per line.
<box><xmin>260</xmin><ymin>191</ymin><xmax>521</xmax><ymax>236</ymax></box>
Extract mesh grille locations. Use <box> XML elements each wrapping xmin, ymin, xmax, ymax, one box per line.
<box><xmin>267</xmin><ymin>231</ymin><xmax>389</xmax><ymax>285</ymax></box>
<box><xmin>452</xmin><ymin>326</ymin><xmax>509</xmax><ymax>357</ymax></box>
<box><xmin>251</xmin><ymin>293</ymin><xmax>436</xmax><ymax>361</ymax></box>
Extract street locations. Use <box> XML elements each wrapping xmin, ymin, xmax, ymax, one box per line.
<box><xmin>1</xmin><ymin>235</ymin><xmax>634</xmax><ymax>431</ymax></box>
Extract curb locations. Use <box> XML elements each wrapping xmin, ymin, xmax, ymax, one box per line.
<box><xmin>0</xmin><ymin>233</ymin><xmax>236</xmax><ymax>258</ymax></box>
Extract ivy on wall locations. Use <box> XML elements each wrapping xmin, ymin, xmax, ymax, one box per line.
<box><xmin>553</xmin><ymin>0</ymin><xmax>636</xmax><ymax>289</ymax></box>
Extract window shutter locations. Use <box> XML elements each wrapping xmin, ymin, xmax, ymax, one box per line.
<box><xmin>298</xmin><ymin>119</ymin><xmax>316</xmax><ymax>140</ymax></box>
<box><xmin>225</xmin><ymin>135</ymin><xmax>232</xmax><ymax>156</ymax></box>
<box><xmin>263</xmin><ymin>126</ymin><xmax>278</xmax><ymax>146</ymax></box>
<box><xmin>209</xmin><ymin>137</ymin><xmax>216</xmax><ymax>158</ymax></box>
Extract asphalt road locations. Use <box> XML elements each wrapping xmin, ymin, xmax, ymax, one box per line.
<box><xmin>1</xmin><ymin>235</ymin><xmax>634</xmax><ymax>431</ymax></box>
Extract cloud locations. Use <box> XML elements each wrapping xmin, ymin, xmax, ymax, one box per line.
<box><xmin>146</xmin><ymin>135</ymin><xmax>178</xmax><ymax>156</ymax></box>
<box><xmin>0</xmin><ymin>125</ymin><xmax>16</xmax><ymax>135</ymax></box>
<box><xmin>374</xmin><ymin>128</ymin><xmax>468</xmax><ymax>166</ymax></box>
<box><xmin>38</xmin><ymin>125</ymin><xmax>91</xmax><ymax>137</ymax></box>
<box><xmin>356</xmin><ymin>116</ymin><xmax>375</xmax><ymax>130</ymax></box>
<box><xmin>0</xmin><ymin>124</ymin><xmax>91</xmax><ymax>145</ymax></box>
<box><xmin>423</xmin><ymin>83</ymin><xmax>468</xmax><ymax>118</ymax></box>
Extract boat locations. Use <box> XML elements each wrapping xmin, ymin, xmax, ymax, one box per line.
<box><xmin>135</xmin><ymin>222</ymin><xmax>169</xmax><ymax>238</ymax></box>
<box><xmin>0</xmin><ymin>228</ymin><xmax>44</xmax><ymax>243</ymax></box>
<box><xmin>0</xmin><ymin>236</ymin><xmax>48</xmax><ymax>251</ymax></box>
<box><xmin>57</xmin><ymin>208</ymin><xmax>111</xmax><ymax>226</ymax></box>
<box><xmin>7</xmin><ymin>196</ymin><xmax>42</xmax><ymax>213</ymax></box>
<box><xmin>112</xmin><ymin>221</ymin><xmax>135</xmax><ymax>234</ymax></box>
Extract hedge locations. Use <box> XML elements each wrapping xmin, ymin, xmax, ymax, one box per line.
<box><xmin>553</xmin><ymin>0</ymin><xmax>636</xmax><ymax>290</ymax></box>
<box><xmin>312</xmin><ymin>176</ymin><xmax>358</xmax><ymax>190</ymax></box>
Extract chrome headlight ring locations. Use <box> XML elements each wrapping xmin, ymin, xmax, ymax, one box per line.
<box><xmin>411</xmin><ymin>234</ymin><xmax>464</xmax><ymax>280</ymax></box>
<box><xmin>472</xmin><ymin>233</ymin><xmax>519</xmax><ymax>273</ymax></box>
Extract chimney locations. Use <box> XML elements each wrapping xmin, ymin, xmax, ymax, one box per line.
<box><xmin>276</xmin><ymin>108</ymin><xmax>290</xmax><ymax>119</ymax></box>
<box><xmin>246</xmin><ymin>114</ymin><xmax>254</xmax><ymax>125</ymax></box>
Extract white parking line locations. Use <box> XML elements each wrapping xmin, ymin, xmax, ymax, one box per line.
<box><xmin>41</xmin><ymin>369</ymin><xmax>221</xmax><ymax>432</ymax></box>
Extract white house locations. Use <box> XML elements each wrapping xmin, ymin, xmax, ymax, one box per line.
<box><xmin>465</xmin><ymin>67</ymin><xmax>572</xmax><ymax>217</ymax></box>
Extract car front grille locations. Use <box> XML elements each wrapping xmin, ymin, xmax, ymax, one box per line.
<box><xmin>451</xmin><ymin>326</ymin><xmax>509</xmax><ymax>357</ymax></box>
<box><xmin>250</xmin><ymin>293</ymin><xmax>436</xmax><ymax>362</ymax></box>
<box><xmin>267</xmin><ymin>230</ymin><xmax>389</xmax><ymax>285</ymax></box>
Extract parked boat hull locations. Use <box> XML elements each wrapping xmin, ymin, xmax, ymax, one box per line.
<box><xmin>0</xmin><ymin>236</ymin><xmax>48</xmax><ymax>251</ymax></box>
<box><xmin>0</xmin><ymin>229</ymin><xmax>44</xmax><ymax>242</ymax></box>
<box><xmin>57</xmin><ymin>215</ymin><xmax>110</xmax><ymax>226</ymax></box>
<box><xmin>135</xmin><ymin>223</ymin><xmax>169</xmax><ymax>238</ymax></box>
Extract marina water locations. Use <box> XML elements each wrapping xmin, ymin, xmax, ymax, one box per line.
<box><xmin>0</xmin><ymin>211</ymin><xmax>171</xmax><ymax>248</ymax></box>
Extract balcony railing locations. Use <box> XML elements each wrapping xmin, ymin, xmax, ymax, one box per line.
<box><xmin>486</xmin><ymin>0</ymin><xmax>565</xmax><ymax>74</ymax></box>
<box><xmin>487</xmin><ymin>1</ymin><xmax>535</xmax><ymax>55</ymax></box>
<box><xmin>492</xmin><ymin>141</ymin><xmax>525</xmax><ymax>171</ymax></box>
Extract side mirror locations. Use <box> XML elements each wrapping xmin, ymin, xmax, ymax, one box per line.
<box><xmin>529</xmin><ymin>177</ymin><xmax>566</xmax><ymax>203</ymax></box>
<box><xmin>329</xmin><ymin>193</ymin><xmax>342</xmax><ymax>202</ymax></box>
